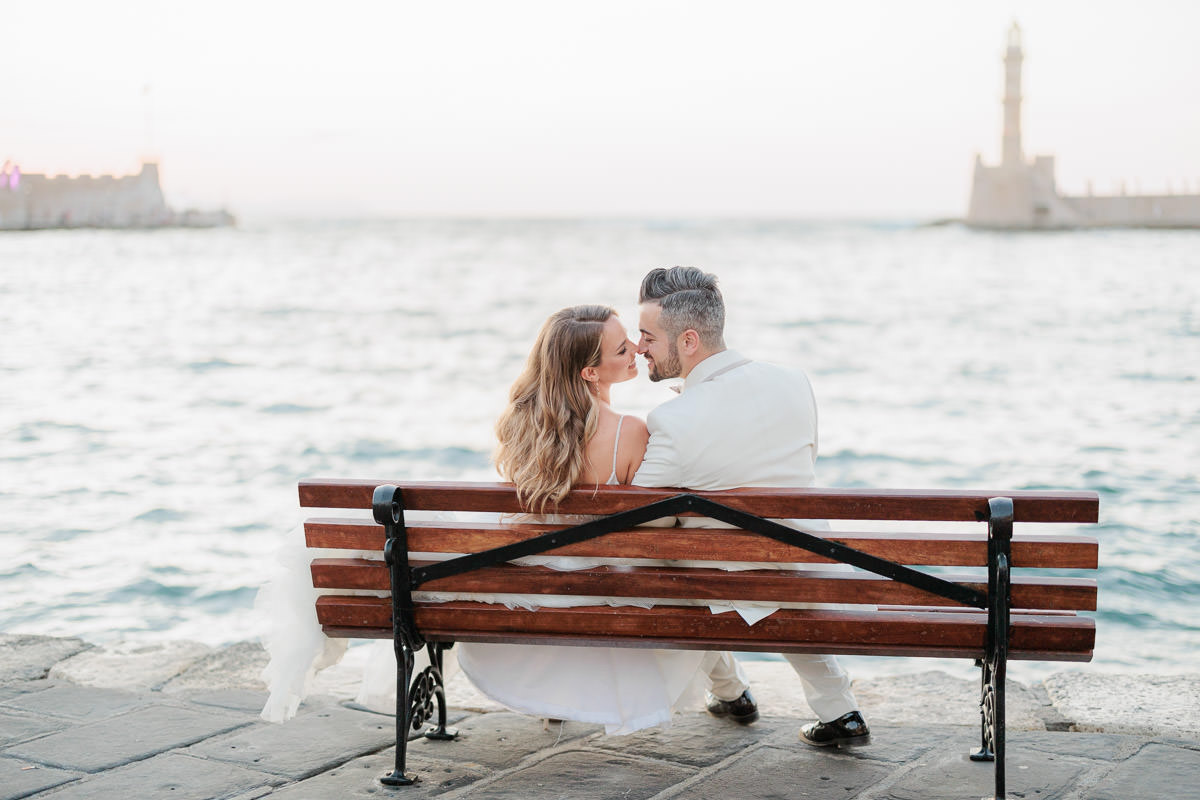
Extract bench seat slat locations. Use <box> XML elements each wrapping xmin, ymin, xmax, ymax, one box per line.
<box><xmin>314</xmin><ymin>597</ymin><xmax>1095</xmax><ymax>660</ymax></box>
<box><xmin>300</xmin><ymin>480</ymin><xmax>1099</xmax><ymax>523</ymax></box>
<box><xmin>304</xmin><ymin>519</ymin><xmax>1100</xmax><ymax>569</ymax></box>
<box><xmin>310</xmin><ymin>558</ymin><xmax>1098</xmax><ymax>611</ymax></box>
<box><xmin>316</xmin><ymin>627</ymin><xmax>1092</xmax><ymax>662</ymax></box>
<box><xmin>875</xmin><ymin>605</ymin><xmax>1078</xmax><ymax>616</ymax></box>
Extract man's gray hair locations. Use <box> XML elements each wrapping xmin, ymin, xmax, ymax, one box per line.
<box><xmin>639</xmin><ymin>266</ymin><xmax>725</xmax><ymax>348</ymax></box>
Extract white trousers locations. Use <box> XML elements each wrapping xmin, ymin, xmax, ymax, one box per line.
<box><xmin>701</xmin><ymin>651</ymin><xmax>858</xmax><ymax>723</ymax></box>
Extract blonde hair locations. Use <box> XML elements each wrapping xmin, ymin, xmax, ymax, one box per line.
<box><xmin>495</xmin><ymin>304</ymin><xmax>615</xmax><ymax>513</ymax></box>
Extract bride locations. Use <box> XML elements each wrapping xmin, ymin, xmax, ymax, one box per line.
<box><xmin>455</xmin><ymin>304</ymin><xmax>709</xmax><ymax>733</ymax></box>
<box><xmin>495</xmin><ymin>304</ymin><xmax>648</xmax><ymax>508</ymax></box>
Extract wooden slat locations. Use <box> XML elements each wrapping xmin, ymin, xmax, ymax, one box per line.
<box><xmin>299</xmin><ymin>480</ymin><xmax>1099</xmax><ymax>523</ymax></box>
<box><xmin>314</xmin><ymin>625</ymin><xmax>1091</xmax><ymax>662</ymax></box>
<box><xmin>314</xmin><ymin>598</ymin><xmax>1095</xmax><ymax>660</ymax></box>
<box><xmin>877</xmin><ymin>605</ymin><xmax>1078</xmax><ymax>616</ymax></box>
<box><xmin>304</xmin><ymin>519</ymin><xmax>1100</xmax><ymax>569</ymax></box>
<box><xmin>310</xmin><ymin>559</ymin><xmax>1097</xmax><ymax>611</ymax></box>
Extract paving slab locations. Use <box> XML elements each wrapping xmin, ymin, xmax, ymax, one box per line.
<box><xmin>1157</xmin><ymin>736</ymin><xmax>1200</xmax><ymax>751</ymax></box>
<box><xmin>1087</xmin><ymin>742</ymin><xmax>1200</xmax><ymax>800</ymax></box>
<box><xmin>337</xmin><ymin>701</ymin><xmax>473</xmax><ymax>728</ymax></box>
<box><xmin>0</xmin><ymin>684</ymin><xmax>148</xmax><ymax>721</ymax></box>
<box><xmin>0</xmin><ymin>635</ymin><xmax>91</xmax><ymax>684</ymax></box>
<box><xmin>593</xmin><ymin>711</ymin><xmax>788</xmax><ymax>767</ymax></box>
<box><xmin>0</xmin><ymin>710</ymin><xmax>67</xmax><ymax>747</ymax></box>
<box><xmin>5</xmin><ymin>703</ymin><xmax>249</xmax><ymax>772</ymax></box>
<box><xmin>188</xmin><ymin>705</ymin><xmax>397</xmax><ymax>780</ymax></box>
<box><xmin>264</xmin><ymin>746</ymin><xmax>491</xmax><ymax>799</ymax></box>
<box><xmin>1010</xmin><ymin>729</ymin><xmax>1144</xmax><ymax>762</ymax></box>
<box><xmin>48</xmin><ymin>640</ymin><xmax>211</xmax><ymax>691</ymax></box>
<box><xmin>1044</xmin><ymin>671</ymin><xmax>1200</xmax><ymax>739</ymax></box>
<box><xmin>685</xmin><ymin>743</ymin><xmax>892</xmax><ymax>799</ymax></box>
<box><xmin>884</xmin><ymin>741</ymin><xmax>1092</xmax><ymax>800</ymax></box>
<box><xmin>462</xmin><ymin>749</ymin><xmax>695</xmax><ymax>800</ymax></box>
<box><xmin>0</xmin><ymin>685</ymin><xmax>38</xmax><ymax>704</ymax></box>
<box><xmin>0</xmin><ymin>755</ymin><xmax>81</xmax><ymax>800</ymax></box>
<box><xmin>406</xmin><ymin>712</ymin><xmax>601</xmax><ymax>770</ymax></box>
<box><xmin>161</xmin><ymin>642</ymin><xmax>270</xmax><ymax>694</ymax></box>
<box><xmin>176</xmin><ymin>688</ymin><xmax>271</xmax><ymax>716</ymax></box>
<box><xmin>30</xmin><ymin>752</ymin><xmax>280</xmax><ymax>800</ymax></box>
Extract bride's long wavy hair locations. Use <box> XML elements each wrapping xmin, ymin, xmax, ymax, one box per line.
<box><xmin>495</xmin><ymin>305</ymin><xmax>615</xmax><ymax>513</ymax></box>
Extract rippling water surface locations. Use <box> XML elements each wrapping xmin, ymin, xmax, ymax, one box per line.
<box><xmin>1</xmin><ymin>219</ymin><xmax>1196</xmax><ymax>678</ymax></box>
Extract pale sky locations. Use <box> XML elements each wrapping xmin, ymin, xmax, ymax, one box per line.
<box><xmin>4</xmin><ymin>1</ymin><xmax>1198</xmax><ymax>219</ymax></box>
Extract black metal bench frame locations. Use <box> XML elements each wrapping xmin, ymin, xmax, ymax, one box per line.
<box><xmin>370</xmin><ymin>484</ymin><xmax>1020</xmax><ymax>799</ymax></box>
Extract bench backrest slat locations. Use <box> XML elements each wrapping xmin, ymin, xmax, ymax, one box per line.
<box><xmin>300</xmin><ymin>480</ymin><xmax>1099</xmax><ymax>523</ymax></box>
<box><xmin>304</xmin><ymin>519</ymin><xmax>1099</xmax><ymax>569</ymax></box>
<box><xmin>311</xmin><ymin>558</ymin><xmax>1097</xmax><ymax>611</ymax></box>
<box><xmin>313</xmin><ymin>597</ymin><xmax>1096</xmax><ymax>660</ymax></box>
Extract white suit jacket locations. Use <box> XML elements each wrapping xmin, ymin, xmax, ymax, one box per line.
<box><xmin>632</xmin><ymin>349</ymin><xmax>820</xmax><ymax>499</ymax></box>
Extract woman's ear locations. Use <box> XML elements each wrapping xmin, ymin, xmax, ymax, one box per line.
<box><xmin>580</xmin><ymin>366</ymin><xmax>599</xmax><ymax>383</ymax></box>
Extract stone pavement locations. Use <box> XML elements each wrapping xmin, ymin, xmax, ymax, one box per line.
<box><xmin>2</xmin><ymin>634</ymin><xmax>1199</xmax><ymax>799</ymax></box>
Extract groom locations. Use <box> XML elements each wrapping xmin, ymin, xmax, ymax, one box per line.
<box><xmin>631</xmin><ymin>266</ymin><xmax>870</xmax><ymax>748</ymax></box>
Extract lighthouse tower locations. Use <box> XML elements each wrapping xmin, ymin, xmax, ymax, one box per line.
<box><xmin>1001</xmin><ymin>23</ymin><xmax>1023</xmax><ymax>168</ymax></box>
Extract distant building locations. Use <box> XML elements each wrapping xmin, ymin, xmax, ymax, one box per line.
<box><xmin>0</xmin><ymin>161</ymin><xmax>233</xmax><ymax>230</ymax></box>
<box><xmin>967</xmin><ymin>24</ymin><xmax>1200</xmax><ymax>229</ymax></box>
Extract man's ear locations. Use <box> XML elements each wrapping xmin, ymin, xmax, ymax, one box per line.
<box><xmin>679</xmin><ymin>329</ymin><xmax>701</xmax><ymax>356</ymax></box>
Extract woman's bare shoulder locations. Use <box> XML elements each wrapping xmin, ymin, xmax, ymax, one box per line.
<box><xmin>621</xmin><ymin>413</ymin><xmax>648</xmax><ymax>433</ymax></box>
<box><xmin>617</xmin><ymin>415</ymin><xmax>649</xmax><ymax>483</ymax></box>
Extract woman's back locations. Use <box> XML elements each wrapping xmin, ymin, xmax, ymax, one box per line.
<box><xmin>578</xmin><ymin>408</ymin><xmax>648</xmax><ymax>486</ymax></box>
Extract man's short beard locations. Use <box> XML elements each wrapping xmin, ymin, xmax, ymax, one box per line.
<box><xmin>648</xmin><ymin>341</ymin><xmax>682</xmax><ymax>382</ymax></box>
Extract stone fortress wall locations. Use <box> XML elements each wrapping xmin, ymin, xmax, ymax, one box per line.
<box><xmin>0</xmin><ymin>161</ymin><xmax>231</xmax><ymax>230</ymax></box>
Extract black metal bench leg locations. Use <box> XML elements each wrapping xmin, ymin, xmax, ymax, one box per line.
<box><xmin>991</xmin><ymin>637</ymin><xmax>1008</xmax><ymax>800</ymax></box>
<box><xmin>969</xmin><ymin>497</ymin><xmax>1013</xmax><ymax>800</ymax></box>
<box><xmin>971</xmin><ymin>646</ymin><xmax>1007</xmax><ymax>799</ymax></box>
<box><xmin>422</xmin><ymin>642</ymin><xmax>458</xmax><ymax>742</ymax></box>
<box><xmin>970</xmin><ymin>658</ymin><xmax>996</xmax><ymax>763</ymax></box>
<box><xmin>375</xmin><ymin>483</ymin><xmax>427</xmax><ymax>788</ymax></box>
<box><xmin>381</xmin><ymin>635</ymin><xmax>417</xmax><ymax>786</ymax></box>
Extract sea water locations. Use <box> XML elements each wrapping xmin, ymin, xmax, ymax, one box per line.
<box><xmin>1</xmin><ymin>218</ymin><xmax>1196</xmax><ymax>679</ymax></box>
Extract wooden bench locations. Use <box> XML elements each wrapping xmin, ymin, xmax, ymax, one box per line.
<box><xmin>299</xmin><ymin>479</ymin><xmax>1099</xmax><ymax>799</ymax></box>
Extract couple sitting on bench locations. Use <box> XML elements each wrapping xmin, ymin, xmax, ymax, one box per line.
<box><xmin>476</xmin><ymin>265</ymin><xmax>868</xmax><ymax>745</ymax></box>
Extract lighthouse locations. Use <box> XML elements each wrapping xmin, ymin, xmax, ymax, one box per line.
<box><xmin>965</xmin><ymin>24</ymin><xmax>1072</xmax><ymax>228</ymax></box>
<box><xmin>965</xmin><ymin>23</ymin><xmax>1200</xmax><ymax>228</ymax></box>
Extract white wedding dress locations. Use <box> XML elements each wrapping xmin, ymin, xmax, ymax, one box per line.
<box><xmin>258</xmin><ymin>418</ymin><xmax>858</xmax><ymax>731</ymax></box>
<box><xmin>259</xmin><ymin>418</ymin><xmax>710</xmax><ymax>734</ymax></box>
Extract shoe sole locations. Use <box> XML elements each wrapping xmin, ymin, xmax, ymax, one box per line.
<box><xmin>707</xmin><ymin>709</ymin><xmax>760</xmax><ymax>725</ymax></box>
<box><xmin>797</xmin><ymin>731</ymin><xmax>871</xmax><ymax>748</ymax></box>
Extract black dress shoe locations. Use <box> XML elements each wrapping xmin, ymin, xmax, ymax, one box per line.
<box><xmin>798</xmin><ymin>711</ymin><xmax>871</xmax><ymax>747</ymax></box>
<box><xmin>705</xmin><ymin>689</ymin><xmax>759</xmax><ymax>724</ymax></box>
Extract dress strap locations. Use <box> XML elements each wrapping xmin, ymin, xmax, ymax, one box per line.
<box><xmin>608</xmin><ymin>415</ymin><xmax>626</xmax><ymax>484</ymax></box>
